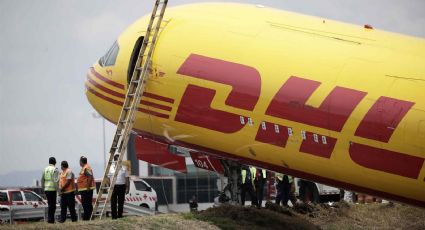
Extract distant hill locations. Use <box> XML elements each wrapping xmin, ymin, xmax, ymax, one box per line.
<box><xmin>0</xmin><ymin>169</ymin><xmax>42</xmax><ymax>187</ymax></box>
<box><xmin>0</xmin><ymin>163</ymin><xmax>104</xmax><ymax>187</ymax></box>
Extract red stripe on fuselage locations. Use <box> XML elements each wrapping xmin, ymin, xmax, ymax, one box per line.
<box><xmin>87</xmin><ymin>75</ymin><xmax>125</xmax><ymax>98</ymax></box>
<box><xmin>349</xmin><ymin>142</ymin><xmax>424</xmax><ymax>179</ymax></box>
<box><xmin>138</xmin><ymin>108</ymin><xmax>170</xmax><ymax>119</ymax></box>
<box><xmin>266</xmin><ymin>76</ymin><xmax>366</xmax><ymax>132</ymax></box>
<box><xmin>90</xmin><ymin>67</ymin><xmax>125</xmax><ymax>90</ymax></box>
<box><xmin>143</xmin><ymin>92</ymin><xmax>175</xmax><ymax>104</ymax></box>
<box><xmin>85</xmin><ymin>84</ymin><xmax>170</xmax><ymax>119</ymax></box>
<box><xmin>86</xmin><ymin>76</ymin><xmax>173</xmax><ymax>112</ymax></box>
<box><xmin>88</xmin><ymin>69</ymin><xmax>175</xmax><ymax>104</ymax></box>
<box><xmin>140</xmin><ymin>100</ymin><xmax>172</xmax><ymax>112</ymax></box>
<box><xmin>86</xmin><ymin>84</ymin><xmax>122</xmax><ymax>106</ymax></box>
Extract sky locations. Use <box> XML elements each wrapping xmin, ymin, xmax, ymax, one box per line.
<box><xmin>1</xmin><ymin>0</ymin><xmax>425</xmax><ymax>181</ymax></box>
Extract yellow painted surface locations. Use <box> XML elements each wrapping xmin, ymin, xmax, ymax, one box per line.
<box><xmin>85</xmin><ymin>3</ymin><xmax>425</xmax><ymax>205</ymax></box>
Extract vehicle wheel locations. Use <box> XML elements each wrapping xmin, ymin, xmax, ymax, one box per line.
<box><xmin>140</xmin><ymin>204</ymin><xmax>149</xmax><ymax>209</ymax></box>
<box><xmin>299</xmin><ymin>181</ymin><xmax>320</xmax><ymax>203</ymax></box>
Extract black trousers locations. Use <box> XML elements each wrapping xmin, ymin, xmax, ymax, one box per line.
<box><xmin>111</xmin><ymin>184</ymin><xmax>126</xmax><ymax>219</ymax></box>
<box><xmin>45</xmin><ymin>191</ymin><xmax>57</xmax><ymax>223</ymax></box>
<box><xmin>80</xmin><ymin>190</ymin><xmax>93</xmax><ymax>220</ymax></box>
<box><xmin>255</xmin><ymin>179</ymin><xmax>265</xmax><ymax>207</ymax></box>
<box><xmin>275</xmin><ymin>176</ymin><xmax>291</xmax><ymax>206</ymax></box>
<box><xmin>60</xmin><ymin>192</ymin><xmax>77</xmax><ymax>222</ymax></box>
<box><xmin>240</xmin><ymin>182</ymin><xmax>257</xmax><ymax>206</ymax></box>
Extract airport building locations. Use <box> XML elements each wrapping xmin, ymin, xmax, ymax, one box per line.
<box><xmin>127</xmin><ymin>134</ymin><xmax>221</xmax><ymax>206</ymax></box>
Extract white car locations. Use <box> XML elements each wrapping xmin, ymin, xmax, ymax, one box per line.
<box><xmin>0</xmin><ymin>189</ymin><xmax>47</xmax><ymax>210</ymax></box>
<box><xmin>0</xmin><ymin>189</ymin><xmax>48</xmax><ymax>222</ymax></box>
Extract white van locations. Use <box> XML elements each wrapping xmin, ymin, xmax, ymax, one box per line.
<box><xmin>91</xmin><ymin>176</ymin><xmax>158</xmax><ymax>211</ymax></box>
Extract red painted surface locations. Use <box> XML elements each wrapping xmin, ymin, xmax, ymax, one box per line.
<box><xmin>90</xmin><ymin>67</ymin><xmax>124</xmax><ymax>89</ymax></box>
<box><xmin>142</xmin><ymin>92</ymin><xmax>175</xmax><ymax>104</ymax></box>
<box><xmin>87</xmin><ymin>76</ymin><xmax>125</xmax><ymax>98</ymax></box>
<box><xmin>175</xmin><ymin>85</ymin><xmax>245</xmax><ymax>133</ymax></box>
<box><xmin>85</xmin><ymin>83</ymin><xmax>170</xmax><ymax>119</ymax></box>
<box><xmin>86</xmin><ymin>84</ymin><xmax>122</xmax><ymax>106</ymax></box>
<box><xmin>177</xmin><ymin>54</ymin><xmax>261</xmax><ymax>111</ymax></box>
<box><xmin>87</xmin><ymin>68</ymin><xmax>174</xmax><ymax>107</ymax></box>
<box><xmin>266</xmin><ymin>76</ymin><xmax>366</xmax><ymax>132</ymax></box>
<box><xmin>355</xmin><ymin>96</ymin><xmax>414</xmax><ymax>142</ymax></box>
<box><xmin>349</xmin><ymin>142</ymin><xmax>424</xmax><ymax>179</ymax></box>
<box><xmin>190</xmin><ymin>151</ymin><xmax>225</xmax><ymax>174</ymax></box>
<box><xmin>255</xmin><ymin>122</ymin><xmax>289</xmax><ymax>147</ymax></box>
<box><xmin>134</xmin><ymin>136</ymin><xmax>187</xmax><ymax>173</ymax></box>
<box><xmin>134</xmin><ymin>129</ymin><xmax>425</xmax><ymax>208</ymax></box>
<box><xmin>299</xmin><ymin>132</ymin><xmax>337</xmax><ymax>158</ymax></box>
<box><xmin>138</xmin><ymin>108</ymin><xmax>170</xmax><ymax>119</ymax></box>
<box><xmin>140</xmin><ymin>100</ymin><xmax>172</xmax><ymax>112</ymax></box>
<box><xmin>88</xmin><ymin>69</ymin><xmax>173</xmax><ymax>108</ymax></box>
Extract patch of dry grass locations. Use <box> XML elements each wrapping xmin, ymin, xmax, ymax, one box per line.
<box><xmin>0</xmin><ymin>214</ymin><xmax>219</xmax><ymax>230</ymax></box>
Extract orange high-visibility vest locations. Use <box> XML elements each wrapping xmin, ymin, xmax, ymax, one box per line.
<box><xmin>77</xmin><ymin>164</ymin><xmax>95</xmax><ymax>191</ymax></box>
<box><xmin>60</xmin><ymin>168</ymin><xmax>75</xmax><ymax>194</ymax></box>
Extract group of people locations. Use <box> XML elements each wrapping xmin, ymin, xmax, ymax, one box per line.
<box><xmin>41</xmin><ymin>154</ymin><xmax>129</xmax><ymax>223</ymax></box>
<box><xmin>41</xmin><ymin>156</ymin><xmax>95</xmax><ymax>223</ymax></box>
<box><xmin>240</xmin><ymin>166</ymin><xmax>267</xmax><ymax>208</ymax></box>
<box><xmin>239</xmin><ymin>166</ymin><xmax>297</xmax><ymax>208</ymax></box>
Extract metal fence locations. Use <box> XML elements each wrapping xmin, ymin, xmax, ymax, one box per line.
<box><xmin>0</xmin><ymin>203</ymin><xmax>155</xmax><ymax>224</ymax></box>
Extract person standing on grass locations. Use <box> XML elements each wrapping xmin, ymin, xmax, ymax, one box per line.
<box><xmin>41</xmin><ymin>157</ymin><xmax>59</xmax><ymax>224</ymax></box>
<box><xmin>108</xmin><ymin>154</ymin><xmax>130</xmax><ymax>219</ymax></box>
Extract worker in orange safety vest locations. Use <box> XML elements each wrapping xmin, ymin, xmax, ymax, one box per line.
<box><xmin>77</xmin><ymin>156</ymin><xmax>95</xmax><ymax>220</ymax></box>
<box><xmin>59</xmin><ymin>161</ymin><xmax>77</xmax><ymax>223</ymax></box>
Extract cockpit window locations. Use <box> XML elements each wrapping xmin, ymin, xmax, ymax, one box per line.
<box><xmin>99</xmin><ymin>41</ymin><xmax>119</xmax><ymax>67</ymax></box>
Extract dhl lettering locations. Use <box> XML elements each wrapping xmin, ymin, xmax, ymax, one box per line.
<box><xmin>175</xmin><ymin>85</ymin><xmax>245</xmax><ymax>133</ymax></box>
<box><xmin>175</xmin><ymin>54</ymin><xmax>423</xmax><ymax>179</ymax></box>
<box><xmin>266</xmin><ymin>76</ymin><xmax>367</xmax><ymax>132</ymax></box>
<box><xmin>355</xmin><ymin>96</ymin><xmax>415</xmax><ymax>143</ymax></box>
<box><xmin>175</xmin><ymin>54</ymin><xmax>261</xmax><ymax>133</ymax></box>
<box><xmin>349</xmin><ymin>142</ymin><xmax>424</xmax><ymax>179</ymax></box>
<box><xmin>177</xmin><ymin>54</ymin><xmax>261</xmax><ymax>111</ymax></box>
<box><xmin>255</xmin><ymin>122</ymin><xmax>289</xmax><ymax>147</ymax></box>
<box><xmin>299</xmin><ymin>132</ymin><xmax>337</xmax><ymax>159</ymax></box>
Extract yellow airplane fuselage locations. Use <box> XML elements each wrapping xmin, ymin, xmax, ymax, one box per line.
<box><xmin>85</xmin><ymin>3</ymin><xmax>425</xmax><ymax>207</ymax></box>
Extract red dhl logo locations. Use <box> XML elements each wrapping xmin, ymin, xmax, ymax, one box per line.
<box><xmin>174</xmin><ymin>54</ymin><xmax>424</xmax><ymax>180</ymax></box>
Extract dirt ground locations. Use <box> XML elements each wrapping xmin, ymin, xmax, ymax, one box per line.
<box><xmin>188</xmin><ymin>202</ymin><xmax>425</xmax><ymax>230</ymax></box>
<box><xmin>303</xmin><ymin>202</ymin><xmax>425</xmax><ymax>230</ymax></box>
<box><xmin>0</xmin><ymin>214</ymin><xmax>219</xmax><ymax>230</ymax></box>
<box><xmin>1</xmin><ymin>202</ymin><xmax>424</xmax><ymax>230</ymax></box>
